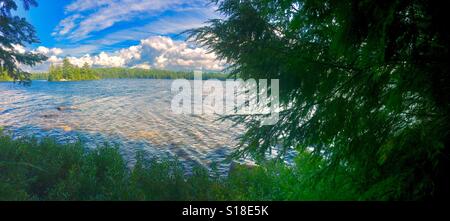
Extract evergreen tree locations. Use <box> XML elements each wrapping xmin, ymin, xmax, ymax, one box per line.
<box><xmin>62</xmin><ymin>57</ymin><xmax>73</xmax><ymax>80</ymax></box>
<box><xmin>191</xmin><ymin>0</ymin><xmax>450</xmax><ymax>200</ymax></box>
<box><xmin>81</xmin><ymin>62</ymin><xmax>96</xmax><ymax>80</ymax></box>
<box><xmin>0</xmin><ymin>0</ymin><xmax>46</xmax><ymax>83</ymax></box>
<box><xmin>47</xmin><ymin>59</ymin><xmax>99</xmax><ymax>81</ymax></box>
<box><xmin>47</xmin><ymin>63</ymin><xmax>55</xmax><ymax>81</ymax></box>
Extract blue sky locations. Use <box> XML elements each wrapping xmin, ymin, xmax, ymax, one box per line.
<box><xmin>15</xmin><ymin>0</ymin><xmax>223</xmax><ymax>71</ymax></box>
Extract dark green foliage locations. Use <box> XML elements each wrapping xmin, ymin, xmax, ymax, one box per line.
<box><xmin>0</xmin><ymin>133</ymin><xmax>212</xmax><ymax>200</ymax></box>
<box><xmin>47</xmin><ymin>58</ymin><xmax>99</xmax><ymax>81</ymax></box>
<box><xmin>46</xmin><ymin>60</ymin><xmax>228</xmax><ymax>81</ymax></box>
<box><xmin>0</xmin><ymin>0</ymin><xmax>47</xmax><ymax>83</ymax></box>
<box><xmin>190</xmin><ymin>0</ymin><xmax>450</xmax><ymax>200</ymax></box>
<box><xmin>0</xmin><ymin>133</ymin><xmax>360</xmax><ymax>201</ymax></box>
<box><xmin>92</xmin><ymin>67</ymin><xmax>228</xmax><ymax>80</ymax></box>
<box><xmin>29</xmin><ymin>72</ymin><xmax>48</xmax><ymax>80</ymax></box>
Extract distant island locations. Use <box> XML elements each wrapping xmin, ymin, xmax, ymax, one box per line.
<box><xmin>46</xmin><ymin>58</ymin><xmax>99</xmax><ymax>81</ymax></box>
<box><xmin>28</xmin><ymin>58</ymin><xmax>228</xmax><ymax>82</ymax></box>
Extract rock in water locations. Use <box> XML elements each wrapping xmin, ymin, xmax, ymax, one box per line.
<box><xmin>57</xmin><ymin>106</ymin><xmax>78</xmax><ymax>111</ymax></box>
<box><xmin>61</xmin><ymin>125</ymin><xmax>72</xmax><ymax>132</ymax></box>
<box><xmin>41</xmin><ymin>113</ymin><xmax>58</xmax><ymax>118</ymax></box>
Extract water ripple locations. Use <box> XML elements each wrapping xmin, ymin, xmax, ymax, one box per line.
<box><xmin>0</xmin><ymin>79</ymin><xmax>246</xmax><ymax>174</ymax></box>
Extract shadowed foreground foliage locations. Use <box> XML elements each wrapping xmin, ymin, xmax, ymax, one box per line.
<box><xmin>0</xmin><ymin>133</ymin><xmax>358</xmax><ymax>201</ymax></box>
<box><xmin>190</xmin><ymin>0</ymin><xmax>450</xmax><ymax>200</ymax></box>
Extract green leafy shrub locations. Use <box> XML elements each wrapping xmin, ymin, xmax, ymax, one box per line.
<box><xmin>0</xmin><ymin>133</ymin><xmax>362</xmax><ymax>201</ymax></box>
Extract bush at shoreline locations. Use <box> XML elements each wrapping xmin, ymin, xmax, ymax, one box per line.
<box><xmin>0</xmin><ymin>132</ymin><xmax>357</xmax><ymax>201</ymax></box>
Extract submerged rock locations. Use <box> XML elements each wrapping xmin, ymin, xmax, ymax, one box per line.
<box><xmin>60</xmin><ymin>125</ymin><xmax>72</xmax><ymax>132</ymax></box>
<box><xmin>41</xmin><ymin>113</ymin><xmax>59</xmax><ymax>118</ymax></box>
<box><xmin>57</xmin><ymin>106</ymin><xmax>78</xmax><ymax>111</ymax></box>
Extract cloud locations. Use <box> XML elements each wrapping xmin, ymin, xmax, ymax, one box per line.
<box><xmin>26</xmin><ymin>36</ymin><xmax>225</xmax><ymax>72</ymax></box>
<box><xmin>34</xmin><ymin>46</ymin><xmax>63</xmax><ymax>56</ymax></box>
<box><xmin>0</xmin><ymin>44</ymin><xmax>27</xmax><ymax>54</ymax></box>
<box><xmin>93</xmin><ymin>52</ymin><xmax>126</xmax><ymax>67</ymax></box>
<box><xmin>47</xmin><ymin>56</ymin><xmax>62</xmax><ymax>64</ymax></box>
<box><xmin>131</xmin><ymin>63</ymin><xmax>151</xmax><ymax>70</ymax></box>
<box><xmin>54</xmin><ymin>0</ymin><xmax>207</xmax><ymax>41</ymax></box>
<box><xmin>10</xmin><ymin>44</ymin><xmax>26</xmax><ymax>54</ymax></box>
<box><xmin>65</xmin><ymin>0</ymin><xmax>112</xmax><ymax>12</ymax></box>
<box><xmin>18</xmin><ymin>46</ymin><xmax>65</xmax><ymax>72</ymax></box>
<box><xmin>52</xmin><ymin>14</ymin><xmax>83</xmax><ymax>36</ymax></box>
<box><xmin>62</xmin><ymin>45</ymin><xmax>101</xmax><ymax>57</ymax></box>
<box><xmin>88</xmin><ymin>7</ymin><xmax>217</xmax><ymax>47</ymax></box>
<box><xmin>137</xmin><ymin>36</ymin><xmax>224</xmax><ymax>70</ymax></box>
<box><xmin>66</xmin><ymin>55</ymin><xmax>93</xmax><ymax>67</ymax></box>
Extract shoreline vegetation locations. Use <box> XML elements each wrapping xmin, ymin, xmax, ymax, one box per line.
<box><xmin>0</xmin><ymin>72</ymin><xmax>13</xmax><ymax>82</ymax></box>
<box><xmin>0</xmin><ymin>131</ymin><xmax>357</xmax><ymax>201</ymax></box>
<box><xmin>23</xmin><ymin>58</ymin><xmax>228</xmax><ymax>82</ymax></box>
<box><xmin>1</xmin><ymin>59</ymin><xmax>228</xmax><ymax>82</ymax></box>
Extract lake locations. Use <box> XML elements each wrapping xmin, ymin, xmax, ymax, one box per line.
<box><xmin>0</xmin><ymin>79</ymin><xmax>247</xmax><ymax>174</ymax></box>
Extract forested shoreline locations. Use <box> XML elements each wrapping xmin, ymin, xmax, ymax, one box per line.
<box><xmin>26</xmin><ymin>58</ymin><xmax>227</xmax><ymax>82</ymax></box>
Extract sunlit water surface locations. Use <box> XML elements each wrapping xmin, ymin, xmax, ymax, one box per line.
<box><xmin>0</xmin><ymin>79</ymin><xmax>248</xmax><ymax>174</ymax></box>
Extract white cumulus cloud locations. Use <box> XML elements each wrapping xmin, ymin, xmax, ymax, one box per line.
<box><xmin>34</xmin><ymin>46</ymin><xmax>63</xmax><ymax>56</ymax></box>
<box><xmin>25</xmin><ymin>36</ymin><xmax>225</xmax><ymax>72</ymax></box>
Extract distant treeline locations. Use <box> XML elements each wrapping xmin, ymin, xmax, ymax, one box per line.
<box><xmin>30</xmin><ymin>72</ymin><xmax>48</xmax><ymax>80</ymax></box>
<box><xmin>29</xmin><ymin>59</ymin><xmax>228</xmax><ymax>81</ymax></box>
<box><xmin>92</xmin><ymin>67</ymin><xmax>228</xmax><ymax>80</ymax></box>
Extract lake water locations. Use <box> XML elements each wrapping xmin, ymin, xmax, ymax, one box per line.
<box><xmin>0</xmin><ymin>79</ymin><xmax>247</xmax><ymax>174</ymax></box>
